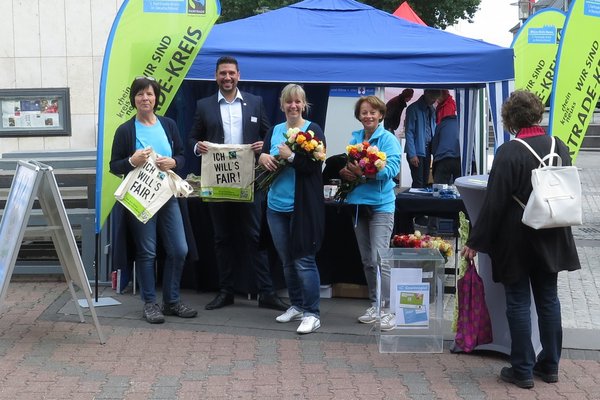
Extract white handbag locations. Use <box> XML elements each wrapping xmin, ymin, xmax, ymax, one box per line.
<box><xmin>512</xmin><ymin>137</ymin><xmax>582</xmax><ymax>229</ymax></box>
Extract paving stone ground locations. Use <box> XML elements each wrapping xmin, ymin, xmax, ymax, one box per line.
<box><xmin>1</xmin><ymin>280</ymin><xmax>600</xmax><ymax>400</ymax></box>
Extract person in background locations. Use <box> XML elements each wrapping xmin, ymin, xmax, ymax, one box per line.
<box><xmin>110</xmin><ymin>76</ymin><xmax>197</xmax><ymax>324</ymax></box>
<box><xmin>462</xmin><ymin>90</ymin><xmax>580</xmax><ymax>389</ymax></box>
<box><xmin>258</xmin><ymin>84</ymin><xmax>326</xmax><ymax>334</ymax></box>
<box><xmin>339</xmin><ymin>96</ymin><xmax>401</xmax><ymax>331</ymax></box>
<box><xmin>189</xmin><ymin>56</ymin><xmax>288</xmax><ymax>312</ymax></box>
<box><xmin>435</xmin><ymin>89</ymin><xmax>457</xmax><ymax>124</ymax></box>
<box><xmin>384</xmin><ymin>88</ymin><xmax>414</xmax><ymax>133</ymax></box>
<box><xmin>431</xmin><ymin>108</ymin><xmax>461</xmax><ymax>184</ymax></box>
<box><xmin>404</xmin><ymin>89</ymin><xmax>440</xmax><ymax>189</ymax></box>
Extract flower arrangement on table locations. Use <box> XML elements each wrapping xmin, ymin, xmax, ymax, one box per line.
<box><xmin>255</xmin><ymin>127</ymin><xmax>326</xmax><ymax>191</ymax></box>
<box><xmin>391</xmin><ymin>230</ymin><xmax>453</xmax><ymax>262</ymax></box>
<box><xmin>334</xmin><ymin>141</ymin><xmax>387</xmax><ymax>203</ymax></box>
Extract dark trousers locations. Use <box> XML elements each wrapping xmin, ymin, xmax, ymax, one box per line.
<box><xmin>504</xmin><ymin>270</ymin><xmax>562</xmax><ymax>380</ymax></box>
<box><xmin>407</xmin><ymin>143</ymin><xmax>432</xmax><ymax>188</ymax></box>
<box><xmin>432</xmin><ymin>157</ymin><xmax>461</xmax><ymax>185</ymax></box>
<box><xmin>207</xmin><ymin>190</ymin><xmax>274</xmax><ymax>295</ymax></box>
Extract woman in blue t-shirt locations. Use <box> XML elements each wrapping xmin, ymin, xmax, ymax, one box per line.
<box><xmin>258</xmin><ymin>84</ymin><xmax>326</xmax><ymax>334</ymax></box>
<box><xmin>110</xmin><ymin>76</ymin><xmax>197</xmax><ymax>324</ymax></box>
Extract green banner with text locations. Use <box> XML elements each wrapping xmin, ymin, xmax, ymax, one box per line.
<box><xmin>512</xmin><ymin>9</ymin><xmax>565</xmax><ymax>104</ymax></box>
<box><xmin>549</xmin><ymin>0</ymin><xmax>600</xmax><ymax>162</ymax></box>
<box><xmin>96</xmin><ymin>0</ymin><xmax>220</xmax><ymax>232</ymax></box>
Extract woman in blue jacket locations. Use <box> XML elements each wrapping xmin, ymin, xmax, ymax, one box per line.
<box><xmin>339</xmin><ymin>96</ymin><xmax>401</xmax><ymax>330</ymax></box>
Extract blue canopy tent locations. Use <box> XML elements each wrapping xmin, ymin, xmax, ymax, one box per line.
<box><xmin>178</xmin><ymin>0</ymin><xmax>515</xmax><ymax>174</ymax></box>
<box><xmin>110</xmin><ymin>0</ymin><xmax>515</xmax><ymax>294</ymax></box>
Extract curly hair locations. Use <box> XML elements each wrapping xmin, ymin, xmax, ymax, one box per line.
<box><xmin>501</xmin><ymin>90</ymin><xmax>545</xmax><ymax>135</ymax></box>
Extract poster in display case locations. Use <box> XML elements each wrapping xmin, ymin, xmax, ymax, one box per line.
<box><xmin>0</xmin><ymin>88</ymin><xmax>71</xmax><ymax>137</ymax></box>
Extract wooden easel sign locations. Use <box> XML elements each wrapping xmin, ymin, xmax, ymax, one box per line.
<box><xmin>0</xmin><ymin>161</ymin><xmax>105</xmax><ymax>344</ymax></box>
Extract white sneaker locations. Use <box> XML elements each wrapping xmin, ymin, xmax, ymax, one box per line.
<box><xmin>276</xmin><ymin>307</ymin><xmax>303</xmax><ymax>323</ymax></box>
<box><xmin>297</xmin><ymin>316</ymin><xmax>321</xmax><ymax>334</ymax></box>
<box><xmin>358</xmin><ymin>306</ymin><xmax>377</xmax><ymax>324</ymax></box>
<box><xmin>380</xmin><ymin>313</ymin><xmax>396</xmax><ymax>331</ymax></box>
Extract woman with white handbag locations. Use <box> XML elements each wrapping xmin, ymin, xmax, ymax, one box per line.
<box><xmin>461</xmin><ymin>90</ymin><xmax>580</xmax><ymax>389</ymax></box>
<box><xmin>110</xmin><ymin>76</ymin><xmax>197</xmax><ymax>324</ymax></box>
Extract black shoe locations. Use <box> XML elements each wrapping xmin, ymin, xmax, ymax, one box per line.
<box><xmin>258</xmin><ymin>293</ymin><xmax>289</xmax><ymax>311</ymax></box>
<box><xmin>205</xmin><ymin>293</ymin><xmax>234</xmax><ymax>310</ymax></box>
<box><xmin>533</xmin><ymin>364</ymin><xmax>559</xmax><ymax>383</ymax></box>
<box><xmin>162</xmin><ymin>302</ymin><xmax>198</xmax><ymax>318</ymax></box>
<box><xmin>500</xmin><ymin>367</ymin><xmax>534</xmax><ymax>389</ymax></box>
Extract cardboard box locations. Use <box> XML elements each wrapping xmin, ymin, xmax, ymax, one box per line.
<box><xmin>320</xmin><ymin>285</ymin><xmax>332</xmax><ymax>298</ymax></box>
<box><xmin>332</xmin><ymin>283</ymin><xmax>370</xmax><ymax>299</ymax></box>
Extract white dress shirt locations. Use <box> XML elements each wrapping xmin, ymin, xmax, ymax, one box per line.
<box><xmin>218</xmin><ymin>90</ymin><xmax>244</xmax><ymax>145</ymax></box>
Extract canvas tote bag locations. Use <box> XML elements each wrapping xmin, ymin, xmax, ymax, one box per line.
<box><xmin>114</xmin><ymin>151</ymin><xmax>193</xmax><ymax>223</ymax></box>
<box><xmin>512</xmin><ymin>137</ymin><xmax>582</xmax><ymax>229</ymax></box>
<box><xmin>199</xmin><ymin>143</ymin><xmax>255</xmax><ymax>202</ymax></box>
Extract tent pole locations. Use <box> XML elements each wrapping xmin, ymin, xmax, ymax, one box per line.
<box><xmin>94</xmin><ymin>232</ymin><xmax>99</xmax><ymax>302</ymax></box>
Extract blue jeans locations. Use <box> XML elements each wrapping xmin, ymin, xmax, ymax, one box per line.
<box><xmin>504</xmin><ymin>270</ymin><xmax>562</xmax><ymax>379</ymax></box>
<box><xmin>128</xmin><ymin>197</ymin><xmax>188</xmax><ymax>305</ymax></box>
<box><xmin>353</xmin><ymin>211</ymin><xmax>394</xmax><ymax>306</ymax></box>
<box><xmin>266</xmin><ymin>208</ymin><xmax>320</xmax><ymax>317</ymax></box>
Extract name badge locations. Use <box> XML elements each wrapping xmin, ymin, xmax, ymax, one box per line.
<box><xmin>250</xmin><ymin>116</ymin><xmax>258</xmax><ymax>123</ymax></box>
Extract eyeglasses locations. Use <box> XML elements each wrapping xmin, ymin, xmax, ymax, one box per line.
<box><xmin>134</xmin><ymin>75</ymin><xmax>156</xmax><ymax>81</ymax></box>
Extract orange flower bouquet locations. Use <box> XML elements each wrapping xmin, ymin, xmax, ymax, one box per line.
<box><xmin>334</xmin><ymin>141</ymin><xmax>386</xmax><ymax>203</ymax></box>
<box><xmin>255</xmin><ymin>127</ymin><xmax>326</xmax><ymax>191</ymax></box>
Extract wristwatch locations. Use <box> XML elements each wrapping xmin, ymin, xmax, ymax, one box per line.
<box><xmin>287</xmin><ymin>153</ymin><xmax>295</xmax><ymax>163</ymax></box>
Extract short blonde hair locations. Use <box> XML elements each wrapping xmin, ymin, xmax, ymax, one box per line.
<box><xmin>279</xmin><ymin>84</ymin><xmax>311</xmax><ymax>114</ymax></box>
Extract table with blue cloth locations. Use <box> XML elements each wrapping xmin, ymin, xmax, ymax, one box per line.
<box><xmin>394</xmin><ymin>189</ymin><xmax>466</xmax><ymax>234</ymax></box>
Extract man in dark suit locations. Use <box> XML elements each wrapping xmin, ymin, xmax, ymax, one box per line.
<box><xmin>189</xmin><ymin>56</ymin><xmax>288</xmax><ymax>311</ymax></box>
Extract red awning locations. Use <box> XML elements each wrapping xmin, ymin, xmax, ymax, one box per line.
<box><xmin>392</xmin><ymin>2</ymin><xmax>427</xmax><ymax>26</ymax></box>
